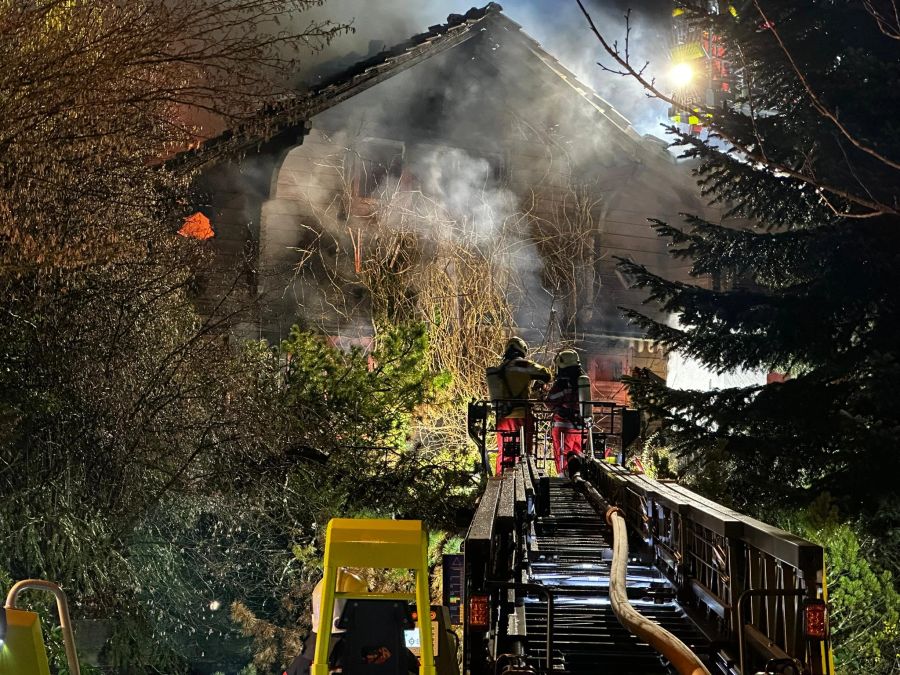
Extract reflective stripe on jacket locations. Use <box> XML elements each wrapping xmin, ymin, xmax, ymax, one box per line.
<box><xmin>547</xmin><ymin>378</ymin><xmax>580</xmax><ymax>423</ymax></box>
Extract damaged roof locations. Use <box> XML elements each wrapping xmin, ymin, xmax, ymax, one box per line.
<box><xmin>175</xmin><ymin>3</ymin><xmax>641</xmax><ymax>171</ymax></box>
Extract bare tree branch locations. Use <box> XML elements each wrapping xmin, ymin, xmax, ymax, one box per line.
<box><xmin>863</xmin><ymin>0</ymin><xmax>900</xmax><ymax>39</ymax></box>
<box><xmin>752</xmin><ymin>0</ymin><xmax>900</xmax><ymax>173</ymax></box>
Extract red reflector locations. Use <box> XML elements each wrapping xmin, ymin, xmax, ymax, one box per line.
<box><xmin>468</xmin><ymin>594</ymin><xmax>490</xmax><ymax>629</ymax></box>
<box><xmin>805</xmin><ymin>600</ymin><xmax>827</xmax><ymax>639</ymax></box>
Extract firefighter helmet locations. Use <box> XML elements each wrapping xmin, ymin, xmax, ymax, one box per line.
<box><xmin>312</xmin><ymin>569</ymin><xmax>366</xmax><ymax>634</ymax></box>
<box><xmin>505</xmin><ymin>336</ymin><xmax>528</xmax><ymax>357</ymax></box>
<box><xmin>555</xmin><ymin>349</ymin><xmax>580</xmax><ymax>369</ymax></box>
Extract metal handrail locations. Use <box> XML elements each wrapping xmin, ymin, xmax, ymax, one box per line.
<box><xmin>467</xmin><ymin>398</ymin><xmax>636</xmax><ymax>476</ymax></box>
<box><xmin>6</xmin><ymin>579</ymin><xmax>81</xmax><ymax>675</ymax></box>
<box><xmin>585</xmin><ymin>459</ymin><xmax>832</xmax><ymax>675</ymax></box>
<box><xmin>736</xmin><ymin>589</ymin><xmax>805</xmax><ymax>675</ymax></box>
<box><xmin>485</xmin><ymin>581</ymin><xmax>554</xmax><ymax>673</ymax></box>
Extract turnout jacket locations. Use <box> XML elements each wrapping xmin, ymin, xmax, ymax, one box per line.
<box><xmin>494</xmin><ymin>357</ymin><xmax>551</xmax><ymax>418</ymax></box>
<box><xmin>546</xmin><ymin>372</ymin><xmax>583</xmax><ymax>427</ymax></box>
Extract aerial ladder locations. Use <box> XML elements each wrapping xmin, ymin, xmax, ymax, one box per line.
<box><xmin>464</xmin><ymin>396</ymin><xmax>833</xmax><ymax>675</ymax></box>
<box><xmin>1</xmin><ymin>405</ymin><xmax>833</xmax><ymax>675</ymax></box>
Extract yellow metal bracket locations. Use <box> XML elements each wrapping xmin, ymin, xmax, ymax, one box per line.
<box><xmin>0</xmin><ymin>607</ymin><xmax>51</xmax><ymax>675</ymax></box>
<box><xmin>335</xmin><ymin>592</ymin><xmax>416</xmax><ymax>602</ymax></box>
<box><xmin>1</xmin><ymin>579</ymin><xmax>80</xmax><ymax>675</ymax></box>
<box><xmin>311</xmin><ymin>518</ymin><xmax>436</xmax><ymax>675</ymax></box>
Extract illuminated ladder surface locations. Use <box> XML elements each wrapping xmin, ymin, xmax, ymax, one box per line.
<box><xmin>523</xmin><ymin>478</ymin><xmax>716</xmax><ymax>674</ymax></box>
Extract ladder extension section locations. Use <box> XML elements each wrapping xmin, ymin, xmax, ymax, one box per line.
<box><xmin>463</xmin><ymin>458</ymin><xmax>833</xmax><ymax>675</ymax></box>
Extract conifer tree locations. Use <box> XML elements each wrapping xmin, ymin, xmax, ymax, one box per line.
<box><xmin>578</xmin><ymin>1</ymin><xmax>900</xmax><ymax>517</ymax></box>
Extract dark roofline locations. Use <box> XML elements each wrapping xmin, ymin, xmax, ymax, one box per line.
<box><xmin>309</xmin><ymin>4</ymin><xmax>500</xmax><ymax>94</ymax></box>
<box><xmin>172</xmin><ymin>3</ymin><xmax>641</xmax><ymax>173</ymax></box>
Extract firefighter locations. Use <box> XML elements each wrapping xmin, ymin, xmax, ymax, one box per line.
<box><xmin>546</xmin><ymin>349</ymin><xmax>586</xmax><ymax>477</ymax></box>
<box><xmin>486</xmin><ymin>336</ymin><xmax>550</xmax><ymax>473</ymax></box>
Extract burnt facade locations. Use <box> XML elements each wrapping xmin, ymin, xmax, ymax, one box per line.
<box><xmin>196</xmin><ymin>4</ymin><xmax>719</xmax><ymax>397</ymax></box>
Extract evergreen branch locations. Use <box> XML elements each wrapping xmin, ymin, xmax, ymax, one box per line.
<box><xmin>574</xmin><ymin>0</ymin><xmax>898</xmax><ymax>218</ymax></box>
<box><xmin>734</xmin><ymin>43</ymin><xmax>768</xmax><ymax>162</ymax></box>
<box><xmin>653</xmin><ymin>214</ymin><xmax>833</xmax><ymax>287</ymax></box>
<box><xmin>614</xmin><ymin>248</ymin><xmax>878</xmax><ymax>374</ymax></box>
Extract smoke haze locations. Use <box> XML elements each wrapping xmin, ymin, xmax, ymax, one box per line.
<box><xmin>240</xmin><ymin>0</ymin><xmax>702</xmax><ymax>347</ymax></box>
<box><xmin>294</xmin><ymin>0</ymin><xmax>672</xmax><ymax>136</ymax></box>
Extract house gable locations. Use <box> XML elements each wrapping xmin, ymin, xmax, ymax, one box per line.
<box><xmin>194</xmin><ymin>4</ymin><xmax>716</xmax><ymax>389</ymax></box>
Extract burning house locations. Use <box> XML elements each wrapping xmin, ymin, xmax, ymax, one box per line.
<box><xmin>191</xmin><ymin>3</ymin><xmax>721</xmax><ymax>401</ymax></box>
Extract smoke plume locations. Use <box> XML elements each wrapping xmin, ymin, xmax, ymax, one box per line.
<box><xmin>290</xmin><ymin>0</ymin><xmax>672</xmax><ymax>136</ymax></box>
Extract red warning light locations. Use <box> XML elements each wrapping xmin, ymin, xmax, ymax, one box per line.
<box><xmin>804</xmin><ymin>600</ymin><xmax>827</xmax><ymax>639</ymax></box>
<box><xmin>468</xmin><ymin>594</ymin><xmax>490</xmax><ymax>630</ymax></box>
<box><xmin>411</xmin><ymin>610</ymin><xmax>438</xmax><ymax>622</ymax></box>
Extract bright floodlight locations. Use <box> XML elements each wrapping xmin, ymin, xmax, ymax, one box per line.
<box><xmin>670</xmin><ymin>62</ymin><xmax>694</xmax><ymax>88</ymax></box>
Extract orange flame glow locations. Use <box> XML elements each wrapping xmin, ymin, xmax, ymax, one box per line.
<box><xmin>179</xmin><ymin>212</ymin><xmax>215</xmax><ymax>240</ymax></box>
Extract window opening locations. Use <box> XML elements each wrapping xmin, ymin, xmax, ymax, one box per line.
<box><xmin>354</xmin><ymin>139</ymin><xmax>404</xmax><ymax>199</ymax></box>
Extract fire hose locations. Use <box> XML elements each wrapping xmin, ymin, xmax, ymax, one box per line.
<box><xmin>572</xmin><ymin>476</ymin><xmax>711</xmax><ymax>675</ymax></box>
